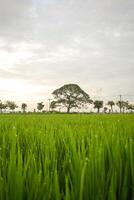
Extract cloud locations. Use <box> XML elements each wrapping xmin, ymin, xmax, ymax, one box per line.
<box><xmin>0</xmin><ymin>0</ymin><xmax>134</xmax><ymax>103</ymax></box>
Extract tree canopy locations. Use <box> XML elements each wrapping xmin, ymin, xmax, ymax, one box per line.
<box><xmin>116</xmin><ymin>101</ymin><xmax>129</xmax><ymax>113</ymax></box>
<box><xmin>6</xmin><ymin>101</ymin><xmax>18</xmax><ymax>111</ymax></box>
<box><xmin>21</xmin><ymin>103</ymin><xmax>27</xmax><ymax>113</ymax></box>
<box><xmin>107</xmin><ymin>101</ymin><xmax>115</xmax><ymax>113</ymax></box>
<box><xmin>0</xmin><ymin>101</ymin><xmax>7</xmax><ymax>113</ymax></box>
<box><xmin>37</xmin><ymin>102</ymin><xmax>44</xmax><ymax>111</ymax></box>
<box><xmin>94</xmin><ymin>100</ymin><xmax>103</xmax><ymax>113</ymax></box>
<box><xmin>51</xmin><ymin>84</ymin><xmax>92</xmax><ymax>113</ymax></box>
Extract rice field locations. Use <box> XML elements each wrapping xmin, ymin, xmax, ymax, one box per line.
<box><xmin>0</xmin><ymin>114</ymin><xmax>134</xmax><ymax>200</ymax></box>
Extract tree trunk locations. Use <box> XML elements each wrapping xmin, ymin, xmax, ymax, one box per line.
<box><xmin>67</xmin><ymin>106</ymin><xmax>70</xmax><ymax>113</ymax></box>
<box><xmin>111</xmin><ymin>105</ymin><xmax>113</xmax><ymax>113</ymax></box>
<box><xmin>119</xmin><ymin>102</ymin><xmax>122</xmax><ymax>113</ymax></box>
<box><xmin>97</xmin><ymin>108</ymin><xmax>100</xmax><ymax>113</ymax></box>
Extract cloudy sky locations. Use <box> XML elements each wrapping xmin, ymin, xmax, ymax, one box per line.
<box><xmin>0</xmin><ymin>0</ymin><xmax>134</xmax><ymax>106</ymax></box>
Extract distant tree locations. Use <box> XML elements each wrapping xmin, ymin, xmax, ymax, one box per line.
<box><xmin>21</xmin><ymin>103</ymin><xmax>27</xmax><ymax>113</ymax></box>
<box><xmin>0</xmin><ymin>100</ymin><xmax>3</xmax><ymax>113</ymax></box>
<box><xmin>116</xmin><ymin>101</ymin><xmax>122</xmax><ymax>113</ymax></box>
<box><xmin>127</xmin><ymin>104</ymin><xmax>134</xmax><ymax>112</ymax></box>
<box><xmin>6</xmin><ymin>101</ymin><xmax>18</xmax><ymax>112</ymax></box>
<box><xmin>103</xmin><ymin>107</ymin><xmax>108</xmax><ymax>113</ymax></box>
<box><xmin>123</xmin><ymin>101</ymin><xmax>129</xmax><ymax>113</ymax></box>
<box><xmin>0</xmin><ymin>101</ymin><xmax>7</xmax><ymax>113</ymax></box>
<box><xmin>107</xmin><ymin>101</ymin><xmax>115</xmax><ymax>113</ymax></box>
<box><xmin>94</xmin><ymin>100</ymin><xmax>103</xmax><ymax>113</ymax></box>
<box><xmin>127</xmin><ymin>104</ymin><xmax>134</xmax><ymax>113</ymax></box>
<box><xmin>116</xmin><ymin>101</ymin><xmax>129</xmax><ymax>113</ymax></box>
<box><xmin>37</xmin><ymin>102</ymin><xmax>44</xmax><ymax>112</ymax></box>
<box><xmin>50</xmin><ymin>101</ymin><xmax>58</xmax><ymax>111</ymax></box>
<box><xmin>2</xmin><ymin>103</ymin><xmax>7</xmax><ymax>112</ymax></box>
<box><xmin>51</xmin><ymin>84</ymin><xmax>92</xmax><ymax>113</ymax></box>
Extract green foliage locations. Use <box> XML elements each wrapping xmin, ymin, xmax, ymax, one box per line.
<box><xmin>0</xmin><ymin>114</ymin><xmax>134</xmax><ymax>200</ymax></box>
<box><xmin>37</xmin><ymin>102</ymin><xmax>44</xmax><ymax>111</ymax></box>
<box><xmin>103</xmin><ymin>107</ymin><xmax>108</xmax><ymax>113</ymax></box>
<box><xmin>0</xmin><ymin>100</ymin><xmax>7</xmax><ymax>113</ymax></box>
<box><xmin>107</xmin><ymin>101</ymin><xmax>115</xmax><ymax>112</ymax></box>
<box><xmin>21</xmin><ymin>103</ymin><xmax>27</xmax><ymax>113</ymax></box>
<box><xmin>51</xmin><ymin>84</ymin><xmax>92</xmax><ymax>113</ymax></box>
<box><xmin>6</xmin><ymin>101</ymin><xmax>18</xmax><ymax>111</ymax></box>
<box><xmin>127</xmin><ymin>104</ymin><xmax>134</xmax><ymax>112</ymax></box>
<box><xmin>94</xmin><ymin>100</ymin><xmax>103</xmax><ymax>113</ymax></box>
<box><xmin>116</xmin><ymin>101</ymin><xmax>129</xmax><ymax>113</ymax></box>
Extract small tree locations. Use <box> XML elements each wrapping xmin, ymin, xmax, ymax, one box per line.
<box><xmin>103</xmin><ymin>107</ymin><xmax>108</xmax><ymax>113</ymax></box>
<box><xmin>0</xmin><ymin>100</ymin><xmax>3</xmax><ymax>113</ymax></box>
<box><xmin>123</xmin><ymin>101</ymin><xmax>129</xmax><ymax>113</ymax></box>
<box><xmin>51</xmin><ymin>84</ymin><xmax>92</xmax><ymax>113</ymax></box>
<box><xmin>116</xmin><ymin>101</ymin><xmax>129</xmax><ymax>113</ymax></box>
<box><xmin>116</xmin><ymin>101</ymin><xmax>122</xmax><ymax>113</ymax></box>
<box><xmin>37</xmin><ymin>102</ymin><xmax>44</xmax><ymax>112</ymax></box>
<box><xmin>0</xmin><ymin>101</ymin><xmax>7</xmax><ymax>113</ymax></box>
<box><xmin>94</xmin><ymin>100</ymin><xmax>103</xmax><ymax>113</ymax></box>
<box><xmin>107</xmin><ymin>101</ymin><xmax>115</xmax><ymax>113</ymax></box>
<box><xmin>6</xmin><ymin>101</ymin><xmax>18</xmax><ymax>112</ymax></box>
<box><xmin>127</xmin><ymin>104</ymin><xmax>134</xmax><ymax>113</ymax></box>
<box><xmin>21</xmin><ymin>103</ymin><xmax>27</xmax><ymax>113</ymax></box>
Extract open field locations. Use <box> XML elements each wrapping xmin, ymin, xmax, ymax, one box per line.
<box><xmin>0</xmin><ymin>114</ymin><xmax>134</xmax><ymax>200</ymax></box>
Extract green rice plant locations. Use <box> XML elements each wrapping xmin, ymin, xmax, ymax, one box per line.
<box><xmin>0</xmin><ymin>114</ymin><xmax>133</xmax><ymax>200</ymax></box>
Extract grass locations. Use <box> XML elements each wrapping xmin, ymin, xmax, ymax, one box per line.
<box><xmin>0</xmin><ymin>114</ymin><xmax>134</xmax><ymax>200</ymax></box>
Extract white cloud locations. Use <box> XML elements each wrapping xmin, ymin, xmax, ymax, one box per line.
<box><xmin>0</xmin><ymin>0</ymin><xmax>134</xmax><ymax>103</ymax></box>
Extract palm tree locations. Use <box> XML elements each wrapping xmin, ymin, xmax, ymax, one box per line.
<box><xmin>37</xmin><ymin>102</ymin><xmax>44</xmax><ymax>112</ymax></box>
<box><xmin>107</xmin><ymin>101</ymin><xmax>115</xmax><ymax>113</ymax></box>
<box><xmin>94</xmin><ymin>100</ymin><xmax>103</xmax><ymax>113</ymax></box>
<box><xmin>21</xmin><ymin>103</ymin><xmax>27</xmax><ymax>113</ymax></box>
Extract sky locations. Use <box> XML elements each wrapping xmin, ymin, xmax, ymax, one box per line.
<box><xmin>0</xmin><ymin>0</ymin><xmax>134</xmax><ymax>109</ymax></box>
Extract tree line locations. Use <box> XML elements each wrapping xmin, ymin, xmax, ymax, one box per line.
<box><xmin>0</xmin><ymin>101</ymin><xmax>45</xmax><ymax>113</ymax></box>
<box><xmin>0</xmin><ymin>84</ymin><xmax>134</xmax><ymax>113</ymax></box>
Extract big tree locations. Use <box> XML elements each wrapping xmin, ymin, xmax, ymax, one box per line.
<box><xmin>51</xmin><ymin>84</ymin><xmax>92</xmax><ymax>113</ymax></box>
